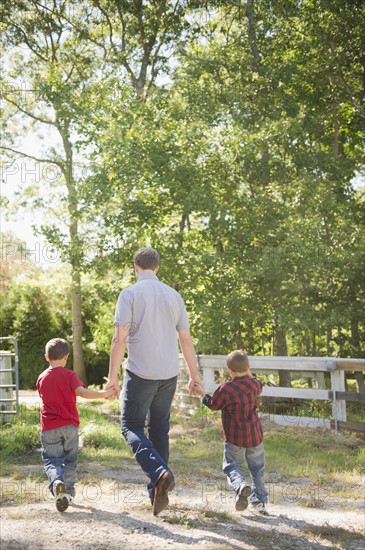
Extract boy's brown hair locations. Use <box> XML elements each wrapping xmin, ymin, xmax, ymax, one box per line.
<box><xmin>226</xmin><ymin>349</ymin><xmax>250</xmax><ymax>373</ymax></box>
<box><xmin>45</xmin><ymin>338</ymin><xmax>69</xmax><ymax>361</ymax></box>
<box><xmin>134</xmin><ymin>247</ymin><xmax>159</xmax><ymax>270</ymax></box>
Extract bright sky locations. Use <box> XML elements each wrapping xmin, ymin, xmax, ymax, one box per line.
<box><xmin>1</xmin><ymin>131</ymin><xmax>61</xmax><ymax>268</ymax></box>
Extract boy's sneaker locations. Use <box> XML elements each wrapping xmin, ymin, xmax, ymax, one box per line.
<box><xmin>66</xmin><ymin>487</ymin><xmax>75</xmax><ymax>503</ymax></box>
<box><xmin>54</xmin><ymin>480</ymin><xmax>69</xmax><ymax>512</ymax></box>
<box><xmin>235</xmin><ymin>484</ymin><xmax>251</xmax><ymax>511</ymax></box>
<box><xmin>250</xmin><ymin>500</ymin><xmax>268</xmax><ymax>515</ymax></box>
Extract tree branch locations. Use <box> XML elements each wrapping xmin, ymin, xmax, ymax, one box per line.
<box><xmin>53</xmin><ymin>3</ymin><xmax>108</xmax><ymax>59</ymax></box>
<box><xmin>113</xmin><ymin>3</ymin><xmax>139</xmax><ymax>91</ymax></box>
<box><xmin>196</xmin><ymin>0</ymin><xmax>247</xmax><ymax>8</ymax></box>
<box><xmin>49</xmin><ymin>24</ymin><xmax>58</xmax><ymax>62</ymax></box>
<box><xmin>9</xmin><ymin>23</ymin><xmax>48</xmax><ymax>63</ymax></box>
<box><xmin>92</xmin><ymin>0</ymin><xmax>137</xmax><ymax>88</ymax></box>
<box><xmin>330</xmin><ymin>43</ymin><xmax>365</xmax><ymax>119</ymax></box>
<box><xmin>94</xmin><ymin>1</ymin><xmax>115</xmax><ymax>52</ymax></box>
<box><xmin>225</xmin><ymin>0</ymin><xmax>247</xmax><ymax>7</ymax></box>
<box><xmin>3</xmin><ymin>97</ymin><xmax>56</xmax><ymax>126</ymax></box>
<box><xmin>115</xmin><ymin>2</ymin><xmax>126</xmax><ymax>51</ymax></box>
<box><xmin>136</xmin><ymin>2</ymin><xmax>147</xmax><ymax>53</ymax></box>
<box><xmin>0</xmin><ymin>146</ymin><xmax>65</xmax><ymax>170</ymax></box>
<box><xmin>145</xmin><ymin>0</ymin><xmax>181</xmax><ymax>97</ymax></box>
<box><xmin>64</xmin><ymin>62</ymin><xmax>76</xmax><ymax>84</ymax></box>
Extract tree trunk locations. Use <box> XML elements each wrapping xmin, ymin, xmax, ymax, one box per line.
<box><xmin>304</xmin><ymin>330</ymin><xmax>311</xmax><ymax>356</ymax></box>
<box><xmin>246</xmin><ymin>0</ymin><xmax>260</xmax><ymax>72</ymax></box>
<box><xmin>272</xmin><ymin>322</ymin><xmax>291</xmax><ymax>387</ymax></box>
<box><xmin>70</xmin><ymin>268</ymin><xmax>87</xmax><ymax>383</ymax></box>
<box><xmin>350</xmin><ymin>317</ymin><xmax>364</xmax><ymax>393</ymax></box>
<box><xmin>235</xmin><ymin>321</ymin><xmax>244</xmax><ymax>350</ymax></box>
<box><xmin>245</xmin><ymin>0</ymin><xmax>270</xmax><ymax>188</ymax></box>
<box><xmin>333</xmin><ymin>117</ymin><xmax>339</xmax><ymax>158</ymax></box>
<box><xmin>261</xmin><ymin>336</ymin><xmax>266</xmax><ymax>356</ymax></box>
<box><xmin>60</xmin><ymin>124</ymin><xmax>87</xmax><ymax>383</ymax></box>
<box><xmin>350</xmin><ymin>317</ymin><xmax>361</xmax><ymax>356</ymax></box>
<box><xmin>244</xmin><ymin>320</ymin><xmax>255</xmax><ymax>354</ymax></box>
<box><xmin>312</xmin><ymin>330</ymin><xmax>317</xmax><ymax>355</ymax></box>
<box><xmin>326</xmin><ymin>326</ymin><xmax>332</xmax><ymax>356</ymax></box>
<box><xmin>178</xmin><ymin>213</ymin><xmax>190</xmax><ymax>247</ymax></box>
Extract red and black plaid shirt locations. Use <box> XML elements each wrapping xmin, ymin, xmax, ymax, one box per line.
<box><xmin>203</xmin><ymin>375</ymin><xmax>263</xmax><ymax>448</ymax></box>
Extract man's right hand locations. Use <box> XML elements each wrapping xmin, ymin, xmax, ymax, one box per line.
<box><xmin>191</xmin><ymin>380</ymin><xmax>205</xmax><ymax>397</ymax></box>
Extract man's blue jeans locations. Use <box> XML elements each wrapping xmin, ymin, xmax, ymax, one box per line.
<box><xmin>41</xmin><ymin>424</ymin><xmax>78</xmax><ymax>496</ymax></box>
<box><xmin>121</xmin><ymin>370</ymin><xmax>177</xmax><ymax>498</ymax></box>
<box><xmin>223</xmin><ymin>441</ymin><xmax>268</xmax><ymax>503</ymax></box>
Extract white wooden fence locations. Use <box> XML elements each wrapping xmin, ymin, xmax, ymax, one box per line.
<box><xmin>175</xmin><ymin>355</ymin><xmax>365</xmax><ymax>432</ymax></box>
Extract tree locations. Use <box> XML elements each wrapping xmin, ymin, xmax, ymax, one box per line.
<box><xmin>1</xmin><ymin>0</ymin><xmax>104</xmax><ymax>381</ymax></box>
<box><xmin>1</xmin><ymin>0</ymin><xmax>364</xmax><ymax>371</ymax></box>
<box><xmin>10</xmin><ymin>283</ymin><xmax>57</xmax><ymax>388</ymax></box>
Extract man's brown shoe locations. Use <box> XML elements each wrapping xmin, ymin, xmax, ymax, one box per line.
<box><xmin>152</xmin><ymin>471</ymin><xmax>175</xmax><ymax>516</ymax></box>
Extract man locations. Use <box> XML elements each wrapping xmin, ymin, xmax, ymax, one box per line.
<box><xmin>105</xmin><ymin>247</ymin><xmax>202</xmax><ymax>515</ymax></box>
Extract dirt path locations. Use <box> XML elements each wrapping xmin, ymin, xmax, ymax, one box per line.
<box><xmin>2</xmin><ymin>392</ymin><xmax>362</xmax><ymax>549</ymax></box>
<box><xmin>1</xmin><ymin>464</ymin><xmax>364</xmax><ymax>550</ymax></box>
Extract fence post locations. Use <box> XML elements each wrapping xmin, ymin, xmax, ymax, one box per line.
<box><xmin>316</xmin><ymin>372</ymin><xmax>325</xmax><ymax>389</ymax></box>
<box><xmin>202</xmin><ymin>365</ymin><xmax>216</xmax><ymax>394</ymax></box>
<box><xmin>330</xmin><ymin>367</ymin><xmax>347</xmax><ymax>428</ymax></box>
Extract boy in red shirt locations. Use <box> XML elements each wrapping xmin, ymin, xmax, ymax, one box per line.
<box><xmin>195</xmin><ymin>350</ymin><xmax>268</xmax><ymax>514</ymax></box>
<box><xmin>37</xmin><ymin>338</ymin><xmax>115</xmax><ymax>512</ymax></box>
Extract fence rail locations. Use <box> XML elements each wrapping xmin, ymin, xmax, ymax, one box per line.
<box><xmin>175</xmin><ymin>355</ymin><xmax>365</xmax><ymax>433</ymax></box>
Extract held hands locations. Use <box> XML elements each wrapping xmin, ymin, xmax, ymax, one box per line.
<box><xmin>192</xmin><ymin>381</ymin><xmax>205</xmax><ymax>397</ymax></box>
<box><xmin>103</xmin><ymin>385</ymin><xmax>117</xmax><ymax>399</ymax></box>
<box><xmin>104</xmin><ymin>380</ymin><xmax>121</xmax><ymax>400</ymax></box>
<box><xmin>188</xmin><ymin>378</ymin><xmax>205</xmax><ymax>397</ymax></box>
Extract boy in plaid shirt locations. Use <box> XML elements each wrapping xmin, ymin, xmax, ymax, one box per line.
<box><xmin>195</xmin><ymin>350</ymin><xmax>268</xmax><ymax>514</ymax></box>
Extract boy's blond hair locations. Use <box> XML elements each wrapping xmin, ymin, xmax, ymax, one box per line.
<box><xmin>226</xmin><ymin>350</ymin><xmax>250</xmax><ymax>373</ymax></box>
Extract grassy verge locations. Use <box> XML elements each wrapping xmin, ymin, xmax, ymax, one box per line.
<box><xmin>1</xmin><ymin>404</ymin><xmax>364</xmax><ymax>506</ymax></box>
<box><xmin>0</xmin><ymin>406</ymin><xmax>40</xmax><ymax>474</ymax></box>
<box><xmin>259</xmin><ymin>398</ymin><xmax>365</xmax><ymax>424</ymax></box>
<box><xmin>169</xmin><ymin>410</ymin><xmax>365</xmax><ymax>481</ymax></box>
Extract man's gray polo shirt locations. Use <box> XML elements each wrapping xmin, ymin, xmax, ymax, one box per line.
<box><xmin>114</xmin><ymin>273</ymin><xmax>190</xmax><ymax>380</ymax></box>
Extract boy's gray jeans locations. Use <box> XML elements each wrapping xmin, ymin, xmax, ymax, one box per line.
<box><xmin>41</xmin><ymin>424</ymin><xmax>78</xmax><ymax>496</ymax></box>
<box><xmin>223</xmin><ymin>441</ymin><xmax>268</xmax><ymax>503</ymax></box>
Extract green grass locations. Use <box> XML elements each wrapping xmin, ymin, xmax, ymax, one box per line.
<box><xmin>77</xmin><ymin>446</ymin><xmax>134</xmax><ymax>472</ymax></box>
<box><xmin>0</xmin><ymin>404</ymin><xmax>363</xmax><ymax>492</ymax></box>
<box><xmin>264</xmin><ymin>424</ymin><xmax>365</xmax><ymax>478</ymax></box>
<box><xmin>260</xmin><ymin>398</ymin><xmax>365</xmax><ymax>424</ymax></box>
<box><xmin>78</xmin><ymin>401</ymin><xmax>120</xmax><ymax>424</ymax></box>
<box><xmin>169</xmin><ymin>411</ymin><xmax>365</xmax><ymax>483</ymax></box>
<box><xmin>81</xmin><ymin>422</ymin><xmax>127</xmax><ymax>451</ymax></box>
<box><xmin>0</xmin><ymin>406</ymin><xmax>40</xmax><ymax>472</ymax></box>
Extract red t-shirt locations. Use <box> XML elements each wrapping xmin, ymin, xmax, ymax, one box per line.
<box><xmin>37</xmin><ymin>367</ymin><xmax>84</xmax><ymax>431</ymax></box>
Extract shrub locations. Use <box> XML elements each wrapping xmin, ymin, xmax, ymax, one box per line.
<box><xmin>0</xmin><ymin>424</ymin><xmax>40</xmax><ymax>462</ymax></box>
<box><xmin>10</xmin><ymin>284</ymin><xmax>57</xmax><ymax>388</ymax></box>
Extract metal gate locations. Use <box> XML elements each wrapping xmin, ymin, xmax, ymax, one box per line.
<box><xmin>0</xmin><ymin>337</ymin><xmax>19</xmax><ymax>420</ymax></box>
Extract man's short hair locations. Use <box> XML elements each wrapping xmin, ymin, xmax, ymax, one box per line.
<box><xmin>45</xmin><ymin>338</ymin><xmax>69</xmax><ymax>360</ymax></box>
<box><xmin>134</xmin><ymin>247</ymin><xmax>159</xmax><ymax>270</ymax></box>
<box><xmin>226</xmin><ymin>350</ymin><xmax>250</xmax><ymax>373</ymax></box>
